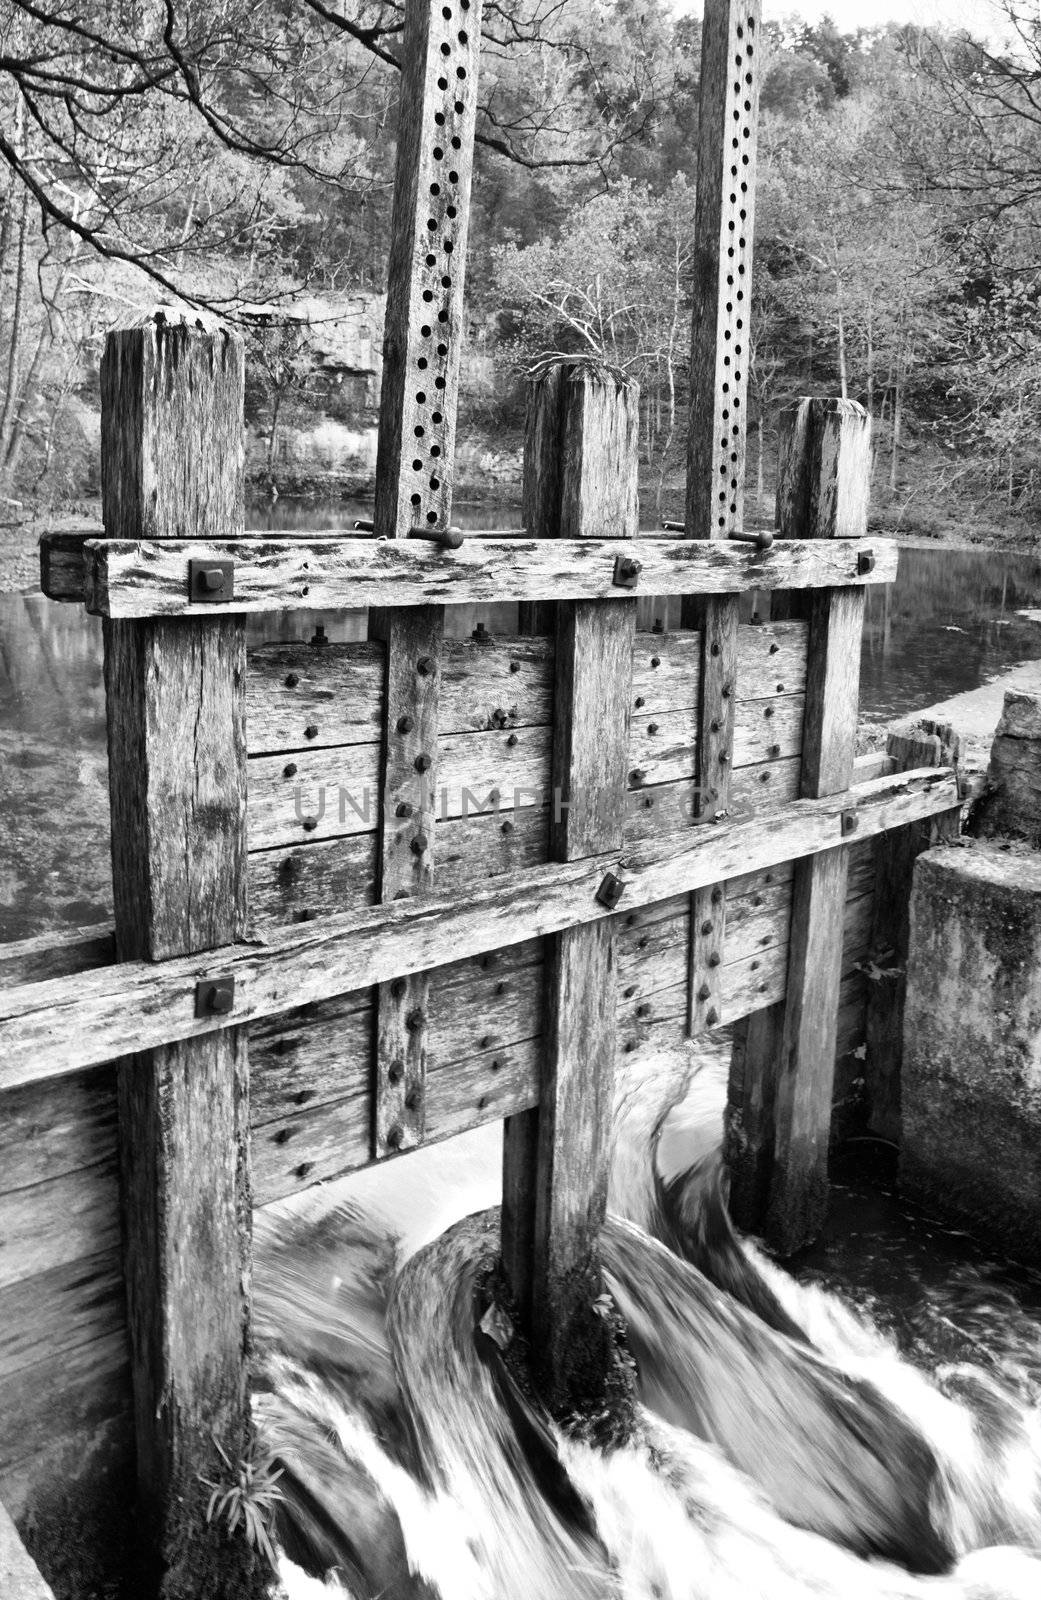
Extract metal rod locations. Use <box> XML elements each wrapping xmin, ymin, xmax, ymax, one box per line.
<box><xmin>407</xmin><ymin>525</ymin><xmax>465</xmax><ymax>550</ymax></box>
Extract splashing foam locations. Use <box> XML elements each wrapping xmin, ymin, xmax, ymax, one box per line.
<box><xmin>260</xmin><ymin>1046</ymin><xmax>1041</xmax><ymax>1600</ymax></box>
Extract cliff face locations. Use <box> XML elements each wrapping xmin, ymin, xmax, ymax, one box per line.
<box><xmin>243</xmin><ymin>293</ymin><xmax>517</xmax><ymax>500</ymax></box>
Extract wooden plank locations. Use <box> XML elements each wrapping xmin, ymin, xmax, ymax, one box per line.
<box><xmin>0</xmin><ymin>767</ymin><xmax>958</xmax><ymax>1086</ymax></box>
<box><xmin>0</xmin><ymin>924</ymin><xmax>114</xmax><ymax>986</ymax></box>
<box><xmin>0</xmin><ymin>1065</ymin><xmax>116</xmax><ymax>1193</ymax></box>
<box><xmin>83</xmin><ymin>534</ymin><xmax>896</xmax><ymax>618</ymax></box>
<box><xmin>501</xmin><ymin>369</ymin><xmax>639</xmax><ymax>1411</ymax></box>
<box><xmin>100</xmin><ymin>313</ymin><xmax>261</xmax><ymax>1599</ymax></box>
<box><xmin>0</xmin><ymin>1250</ymin><xmax>124</xmax><ymax>1382</ymax></box>
<box><xmin>0</xmin><ymin>1161</ymin><xmax>120</xmax><ymax>1291</ymax></box>
<box><xmin>864</xmin><ymin>720</ymin><xmax>961</xmax><ymax>1143</ymax></box>
<box><xmin>764</xmin><ymin>399</ymin><xmax>871</xmax><ymax>1256</ymax></box>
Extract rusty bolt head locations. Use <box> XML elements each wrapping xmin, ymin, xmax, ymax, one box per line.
<box><xmin>507</xmin><ymin>733</ymin><xmax>518</xmax><ymax>747</ymax></box>
<box><xmin>841</xmin><ymin>809</ymin><xmax>859</xmax><ymax>835</ymax></box>
<box><xmin>489</xmin><ymin>788</ymin><xmax>501</xmax><ymax>804</ymax></box>
<box><xmin>501</xmin><ymin>819</ymin><xmax>514</xmax><ymax>834</ymax></box>
<box><xmin>302</xmin><ymin>815</ymin><xmax>317</xmax><ymax>832</ymax></box>
<box><xmin>710</xmin><ymin>718</ymin><xmax>721</xmax><ymax>734</ymax></box>
<box><xmin>718</xmin><ymin>750</ymin><xmax>729</xmax><ymax>765</ymax></box>
<box><xmin>396</xmin><ymin>800</ymin><xmax>414</xmax><ymax>818</ymax></box>
<box><xmin>304</xmin><ymin>723</ymin><xmax>319</xmax><ymax>739</ymax></box>
<box><xmin>596</xmin><ymin>871</ymin><xmax>625</xmax><ymax>911</ymax></box>
<box><xmin>283</xmin><ymin>761</ymin><xmax>298</xmax><ymax>778</ymax></box>
<box><xmin>652</xmin><ymin>617</ymin><xmax>664</xmax><ymax>634</ymax></box>
<box><xmin>415</xmin><ymin>753</ymin><xmax>432</xmax><ymax>773</ymax></box>
<box><xmin>721</xmin><ymin>683</ymin><xmax>732</xmax><ymax>699</ymax></box>
<box><xmin>613</xmin><ymin>554</ymin><xmax>642</xmax><ymax>588</ymax></box>
<box><xmin>706</xmin><ymin>1006</ymin><xmax>719</xmax><ymax>1026</ymax></box>
<box><xmin>391</xmin><ymin>977</ymin><xmax>407</xmax><ymax>999</ymax></box>
<box><xmin>634</xmin><ymin>696</ymin><xmax>646</xmax><ymax>709</ymax></box>
<box><xmin>764</xmin><ymin>705</ymin><xmax>775</xmax><ymax>719</ymax></box>
<box><xmin>697</xmin><ymin>982</ymin><xmax>712</xmax><ymax>1002</ymax></box>
<box><xmin>711</xmin><ymin>887</ymin><xmax>723</xmax><ymax>905</ymax></box>
<box><xmin>630</xmin><ymin>768</ymin><xmax>646</xmax><ymax>787</ymax></box>
<box><xmin>405</xmin><ymin>1088</ymin><xmax>421</xmax><ymax>1112</ymax></box>
<box><xmin>398</xmin><ymin>715</ymin><xmax>415</xmax><ymax>735</ymax></box>
<box><xmin>643</xmin><ymin>795</ymin><xmax>654</xmax><ymax>808</ymax></box>
<box><xmin>769</xmin><ymin>642</ymin><xmax>779</xmax><ymax>654</ymax></box>
<box><xmin>194</xmin><ymin>976</ymin><xmax>235</xmax><ymax>1018</ymax></box>
<box><xmin>857</xmin><ymin>550</ymin><xmax>875</xmax><ymax>576</ymax></box>
<box><xmin>701</xmin><ymin>919</ymin><xmax>713</xmax><ymax>936</ymax></box>
<box><xmin>708</xmin><ymin>953</ymin><xmax>721</xmax><ymax>969</ymax></box>
<box><xmin>417</xmin><ymin>655</ymin><xmax>435</xmax><ymax>676</ymax></box>
<box><xmin>385</xmin><ymin>1124</ymin><xmax>404</xmax><ymax>1150</ymax></box>
<box><xmin>636</xmin><ymin>1001</ymin><xmax>651</xmax><ymax>1018</ymax></box>
<box><xmin>509</xmin><ymin>659</ymin><xmax>521</xmax><ymax>674</ymax></box>
<box><xmin>387</xmin><ymin>1058</ymin><xmax>405</xmax><ymax>1085</ymax></box>
<box><xmin>406</xmin><ymin>1008</ymin><xmax>425</xmax><ymax>1031</ymax></box>
<box><xmin>648</xmin><ymin>722</ymin><xmax>659</xmax><ymax>735</ymax></box>
<box><xmin>711</xmin><ymin>642</ymin><xmax>721</xmax><ymax>657</ymax></box>
<box><xmin>410</xmin><ymin>833</ymin><xmax>428</xmax><ymax>855</ymax></box>
<box><xmin>284</xmin><ymin>672</ymin><xmax>299</xmax><ymax>688</ymax></box>
<box><xmin>650</xmin><ymin>655</ymin><xmax>661</xmax><ymax>669</ymax></box>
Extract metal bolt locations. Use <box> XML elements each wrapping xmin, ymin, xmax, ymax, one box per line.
<box><xmin>697</xmin><ymin>983</ymin><xmax>712</xmax><ymax>1001</ymax></box>
<box><xmin>415</xmin><ymin>753</ymin><xmax>432</xmax><ymax>773</ymax></box>
<box><xmin>507</xmin><ymin>733</ymin><xmax>518</xmax><ymax>747</ymax></box>
<box><xmin>708</xmin><ymin>953</ymin><xmax>721</xmax><ymax>968</ymax></box>
<box><xmin>721</xmin><ymin>683</ymin><xmax>732</xmax><ymax>699</ymax></box>
<box><xmin>489</xmin><ymin>788</ymin><xmax>501</xmax><ymax>804</ymax></box>
<box><xmin>711</xmin><ymin>643</ymin><xmax>721</xmax><ymax>657</ymax></box>
<box><xmin>509</xmin><ymin>659</ymin><xmax>521</xmax><ymax>673</ymax></box>
<box><xmin>194</xmin><ymin>976</ymin><xmax>235</xmax><ymax>1018</ymax></box>
<box><xmin>706</xmin><ymin>1006</ymin><xmax>719</xmax><ymax>1026</ymax></box>
<box><xmin>398</xmin><ymin>715</ymin><xmax>415</xmax><ymax>735</ymax></box>
<box><xmin>472</xmin><ymin>621</ymin><xmax>491</xmax><ymax>642</ymax></box>
<box><xmin>648</xmin><ymin>722</ymin><xmax>659</xmax><ymax>735</ymax></box>
<box><xmin>501</xmin><ymin>819</ymin><xmax>514</xmax><ymax>834</ymax></box>
<box><xmin>396</xmin><ymin>800</ymin><xmax>414</xmax><ymax>818</ymax></box>
<box><xmin>491</xmin><ymin>1058</ymin><xmax>503</xmax><ymax>1072</ymax></box>
<box><xmin>310</xmin><ymin>623</ymin><xmax>328</xmax><ymax>647</ymax></box>
<box><xmin>284</xmin><ymin>673</ymin><xmax>299</xmax><ymax>688</ymax></box>
<box><xmin>759</xmin><ymin>772</ymin><xmax>770</xmax><ymax>784</ymax></box>
<box><xmin>405</xmin><ymin>1088</ymin><xmax>421</xmax><ymax>1112</ymax></box>
<box><xmin>391</xmin><ymin>977</ymin><xmax>407</xmax><ymax>998</ymax></box>
<box><xmin>769</xmin><ymin>743</ymin><xmax>781</xmax><ymax>758</ymax></box>
<box><xmin>650</xmin><ymin>655</ymin><xmax>661</xmax><ymax>669</ymax></box>
<box><xmin>385</xmin><ymin>1124</ymin><xmax>404</xmax><ymax>1150</ymax></box>
<box><xmin>764</xmin><ymin>705</ymin><xmax>775</xmax><ymax>719</ymax></box>
<box><xmin>711</xmin><ymin>887</ymin><xmax>723</xmax><ymax>905</ymax></box>
<box><xmin>283</xmin><ymin>762</ymin><xmax>297</xmax><ymax>778</ymax></box>
<box><xmin>613</xmin><ymin>554</ymin><xmax>642</xmax><ymax>589</ymax></box>
<box><xmin>652</xmin><ymin>617</ymin><xmax>664</xmax><ymax>634</ymax></box>
<box><xmin>410</xmin><ymin>833</ymin><xmax>428</xmax><ymax>855</ymax></box>
<box><xmin>718</xmin><ymin>750</ymin><xmax>729</xmax><ymax>765</ymax></box>
<box><xmin>480</xmin><ymin>1034</ymin><xmax>493</xmax><ymax>1049</ymax></box>
<box><xmin>710</xmin><ymin>718</ymin><xmax>721</xmax><ymax>734</ymax></box>
<box><xmin>636</xmin><ymin>1002</ymin><xmax>651</xmax><ymax>1018</ymax></box>
<box><xmin>596</xmin><ymin>871</ymin><xmax>625</xmax><ymax>910</ymax></box>
<box><xmin>857</xmin><ymin>550</ymin><xmax>875</xmax><ymax>576</ymax></box>
<box><xmin>304</xmin><ymin>723</ymin><xmax>319</xmax><ymax>740</ymax></box>
<box><xmin>769</xmin><ymin>642</ymin><xmax>779</xmax><ymax>655</ymax></box>
<box><xmin>302</xmin><ymin>816</ymin><xmax>317</xmax><ymax>832</ymax></box>
<box><xmin>841</xmin><ymin>809</ymin><xmax>859</xmax><ymax>835</ymax></box>
<box><xmin>409</xmin><ymin>524</ymin><xmax>465</xmax><ymax>550</ymax></box>
<box><xmin>643</xmin><ymin>795</ymin><xmax>654</xmax><ymax>808</ymax></box>
<box><xmin>388</xmin><ymin>1058</ymin><xmax>404</xmax><ymax>1084</ymax></box>
<box><xmin>406</xmin><ymin>1008</ymin><xmax>425</xmax><ymax>1031</ymax></box>
<box><xmin>417</xmin><ymin>655</ymin><xmax>435</xmax><ymax>675</ymax></box>
<box><xmin>701</xmin><ymin>920</ymin><xmax>713</xmax><ymax>936</ymax></box>
<box><xmin>623</xmin><ymin>985</ymin><xmax>637</xmax><ymax>999</ymax></box>
<box><xmin>630</xmin><ymin>767</ymin><xmax>646</xmax><ymax>786</ymax></box>
<box><xmin>496</xmin><ymin>980</ymin><xmax>509</xmax><ymax>995</ymax></box>
<box><xmin>634</xmin><ymin>696</ymin><xmax>645</xmax><ymax>709</ymax></box>
<box><xmin>776</xmin><ymin>683</ymin><xmax>785</xmax><ymax>693</ymax></box>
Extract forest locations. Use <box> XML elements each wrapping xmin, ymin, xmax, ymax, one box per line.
<box><xmin>2</xmin><ymin>0</ymin><xmax>1041</xmax><ymax>540</ymax></box>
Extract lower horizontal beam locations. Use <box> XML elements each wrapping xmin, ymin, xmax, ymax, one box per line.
<box><xmin>81</xmin><ymin>534</ymin><xmax>896</xmax><ymax>618</ymax></box>
<box><xmin>0</xmin><ymin>766</ymin><xmax>956</xmax><ymax>1087</ymax></box>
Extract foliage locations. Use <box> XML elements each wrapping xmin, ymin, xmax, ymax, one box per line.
<box><xmin>201</xmin><ymin>1435</ymin><xmax>286</xmax><ymax>1575</ymax></box>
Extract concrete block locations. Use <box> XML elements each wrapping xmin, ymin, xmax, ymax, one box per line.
<box><xmin>901</xmin><ymin>840</ymin><xmax>1041</xmax><ymax>1264</ymax></box>
<box><xmin>975</xmin><ymin>690</ymin><xmax>1041</xmax><ymax>843</ymax></box>
<box><xmin>0</xmin><ymin>1500</ymin><xmax>55</xmax><ymax>1600</ymax></box>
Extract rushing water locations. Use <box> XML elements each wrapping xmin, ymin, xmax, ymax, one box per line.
<box><xmin>254</xmin><ymin>1047</ymin><xmax>1041</xmax><ymax>1599</ymax></box>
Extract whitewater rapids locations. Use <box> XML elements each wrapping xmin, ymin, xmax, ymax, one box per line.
<box><xmin>253</xmin><ymin>1045</ymin><xmax>1041</xmax><ymax>1600</ymax></box>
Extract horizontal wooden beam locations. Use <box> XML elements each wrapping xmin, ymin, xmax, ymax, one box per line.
<box><xmin>80</xmin><ymin>535</ymin><xmax>896</xmax><ymax>618</ymax></box>
<box><xmin>0</xmin><ymin>766</ymin><xmax>954</xmax><ymax>1087</ymax></box>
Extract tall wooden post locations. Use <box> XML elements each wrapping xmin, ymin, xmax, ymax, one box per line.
<box><xmin>102</xmin><ymin>314</ymin><xmax>262</xmax><ymax>1597</ymax></box>
<box><xmin>762</xmin><ymin>396</ymin><xmax>872</xmax><ymax>1254</ymax></box>
<box><xmin>370</xmin><ymin>0</ymin><xmax>482</xmax><ymax>1157</ymax></box>
<box><xmin>501</xmin><ymin>367</ymin><xmax>640</xmax><ymax>1416</ymax></box>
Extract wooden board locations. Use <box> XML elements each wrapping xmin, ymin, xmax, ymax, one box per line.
<box><xmin>83</xmin><ymin>534</ymin><xmax>896</xmax><ymax>618</ymax></box>
<box><xmin>0</xmin><ymin>766</ymin><xmax>958</xmax><ymax>1086</ymax></box>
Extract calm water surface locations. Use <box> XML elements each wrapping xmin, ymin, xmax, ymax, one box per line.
<box><xmin>3</xmin><ymin>522</ymin><xmax>1041</xmax><ymax>943</ymax></box>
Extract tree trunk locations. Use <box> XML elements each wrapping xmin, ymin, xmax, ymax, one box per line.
<box><xmin>889</xmin><ymin>378</ymin><xmax>902</xmax><ymax>494</ymax></box>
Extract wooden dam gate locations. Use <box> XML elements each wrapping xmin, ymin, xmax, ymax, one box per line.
<box><xmin>0</xmin><ymin>1</ymin><xmax>961</xmax><ymax>1594</ymax></box>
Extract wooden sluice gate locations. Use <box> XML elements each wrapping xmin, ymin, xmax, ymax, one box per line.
<box><xmin>0</xmin><ymin>0</ymin><xmax>962</xmax><ymax>1593</ymax></box>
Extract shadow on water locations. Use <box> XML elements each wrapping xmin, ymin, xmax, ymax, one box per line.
<box><xmin>4</xmin><ymin>524</ymin><xmax>1041</xmax><ymax>941</ymax></box>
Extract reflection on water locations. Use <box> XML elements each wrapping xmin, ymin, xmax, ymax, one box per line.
<box><xmin>3</xmin><ymin>526</ymin><xmax>1041</xmax><ymax>941</ymax></box>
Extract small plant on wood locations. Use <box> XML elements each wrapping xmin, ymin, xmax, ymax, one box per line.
<box><xmin>201</xmin><ymin>1435</ymin><xmax>285</xmax><ymax>1574</ymax></box>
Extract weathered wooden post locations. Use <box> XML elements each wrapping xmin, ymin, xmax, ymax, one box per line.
<box><xmin>760</xmin><ymin>396</ymin><xmax>872</xmax><ymax>1252</ymax></box>
<box><xmin>101</xmin><ymin>312</ymin><xmax>261</xmax><ymax>1598</ymax></box>
<box><xmin>501</xmin><ymin>364</ymin><xmax>640</xmax><ymax>1416</ymax></box>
